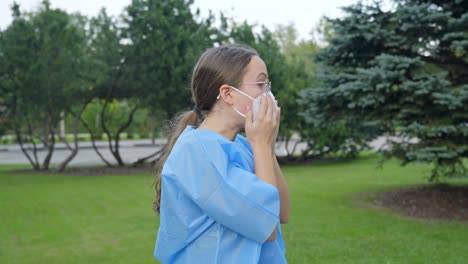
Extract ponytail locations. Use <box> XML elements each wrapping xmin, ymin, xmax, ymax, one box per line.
<box><xmin>153</xmin><ymin>110</ymin><xmax>200</xmax><ymax>214</ymax></box>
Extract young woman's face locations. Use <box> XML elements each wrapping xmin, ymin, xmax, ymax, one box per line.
<box><xmin>231</xmin><ymin>56</ymin><xmax>270</xmax><ymax>116</ymax></box>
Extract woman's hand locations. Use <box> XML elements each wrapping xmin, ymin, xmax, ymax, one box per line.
<box><xmin>244</xmin><ymin>95</ymin><xmax>280</xmax><ymax>150</ymax></box>
<box><xmin>272</xmin><ymin>100</ymin><xmax>281</xmax><ymax>151</ymax></box>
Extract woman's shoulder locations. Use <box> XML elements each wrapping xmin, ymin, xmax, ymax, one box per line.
<box><xmin>177</xmin><ymin>126</ymin><xmax>226</xmax><ymax>146</ymax></box>
<box><xmin>164</xmin><ymin>126</ymin><xmax>230</xmax><ymax>172</ymax></box>
<box><xmin>171</xmin><ymin>126</ymin><xmax>227</xmax><ymax>155</ymax></box>
<box><xmin>171</xmin><ymin>126</ymin><xmax>251</xmax><ymax>158</ymax></box>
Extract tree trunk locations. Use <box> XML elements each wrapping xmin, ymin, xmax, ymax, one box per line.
<box><xmin>14</xmin><ymin>124</ymin><xmax>40</xmax><ymax>170</ymax></box>
<box><xmin>42</xmin><ymin>122</ymin><xmax>56</xmax><ymax>171</ymax></box>
<box><xmin>26</xmin><ymin>120</ymin><xmax>40</xmax><ymax>167</ymax></box>
<box><xmin>131</xmin><ymin>147</ymin><xmax>164</xmax><ymax>166</ymax></box>
<box><xmin>100</xmin><ymin>99</ymin><xmax>139</xmax><ymax>166</ymax></box>
<box><xmin>57</xmin><ymin>126</ymin><xmax>78</xmax><ymax>172</ymax></box>
<box><xmin>80</xmin><ymin>116</ymin><xmax>113</xmax><ymax>167</ymax></box>
<box><xmin>113</xmin><ymin>105</ymin><xmax>139</xmax><ymax>166</ymax></box>
<box><xmin>291</xmin><ymin>139</ymin><xmax>301</xmax><ymax>158</ymax></box>
<box><xmin>60</xmin><ymin>111</ymin><xmax>66</xmax><ymax>138</ymax></box>
<box><xmin>57</xmin><ymin>102</ymin><xmax>90</xmax><ymax>172</ymax></box>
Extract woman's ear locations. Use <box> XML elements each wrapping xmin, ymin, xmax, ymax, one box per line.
<box><xmin>218</xmin><ymin>84</ymin><xmax>234</xmax><ymax>105</ymax></box>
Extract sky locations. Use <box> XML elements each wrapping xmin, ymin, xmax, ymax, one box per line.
<box><xmin>0</xmin><ymin>0</ymin><xmax>358</xmax><ymax>41</ymax></box>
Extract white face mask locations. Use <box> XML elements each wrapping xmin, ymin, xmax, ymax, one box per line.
<box><xmin>229</xmin><ymin>86</ymin><xmax>277</xmax><ymax>120</ymax></box>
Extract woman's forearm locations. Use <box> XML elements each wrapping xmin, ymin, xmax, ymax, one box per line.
<box><xmin>252</xmin><ymin>144</ymin><xmax>278</xmax><ymax>188</ymax></box>
<box><xmin>256</xmin><ymin>144</ymin><xmax>289</xmax><ymax>224</ymax></box>
<box><xmin>252</xmin><ymin>143</ymin><xmax>278</xmax><ymax>241</ymax></box>
<box><xmin>273</xmin><ymin>153</ymin><xmax>290</xmax><ymax>224</ymax></box>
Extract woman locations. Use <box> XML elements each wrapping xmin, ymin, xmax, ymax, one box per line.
<box><xmin>153</xmin><ymin>45</ymin><xmax>290</xmax><ymax>263</ymax></box>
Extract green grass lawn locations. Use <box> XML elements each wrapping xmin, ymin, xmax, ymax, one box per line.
<box><xmin>1</xmin><ymin>154</ymin><xmax>467</xmax><ymax>264</ymax></box>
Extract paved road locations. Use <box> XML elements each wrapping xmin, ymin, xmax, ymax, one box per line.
<box><xmin>0</xmin><ymin>137</ymin><xmax>392</xmax><ymax>166</ymax></box>
<box><xmin>0</xmin><ymin>139</ymin><xmax>166</xmax><ymax>166</ymax></box>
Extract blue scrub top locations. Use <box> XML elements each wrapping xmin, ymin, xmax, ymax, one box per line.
<box><xmin>154</xmin><ymin>125</ymin><xmax>287</xmax><ymax>264</ymax></box>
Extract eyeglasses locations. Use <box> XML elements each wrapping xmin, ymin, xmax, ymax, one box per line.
<box><xmin>240</xmin><ymin>80</ymin><xmax>271</xmax><ymax>93</ymax></box>
<box><xmin>216</xmin><ymin>80</ymin><xmax>271</xmax><ymax>100</ymax></box>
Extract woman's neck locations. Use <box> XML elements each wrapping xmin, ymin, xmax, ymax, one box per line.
<box><xmin>197</xmin><ymin>112</ymin><xmax>239</xmax><ymax>141</ymax></box>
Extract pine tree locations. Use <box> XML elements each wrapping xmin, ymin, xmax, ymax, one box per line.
<box><xmin>300</xmin><ymin>0</ymin><xmax>468</xmax><ymax>181</ymax></box>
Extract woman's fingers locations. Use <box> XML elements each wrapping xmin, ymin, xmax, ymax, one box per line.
<box><xmin>276</xmin><ymin>107</ymin><xmax>281</xmax><ymax>133</ymax></box>
<box><xmin>247</xmin><ymin>95</ymin><xmax>281</xmax><ymax>147</ymax></box>
<box><xmin>266</xmin><ymin>96</ymin><xmax>274</xmax><ymax>121</ymax></box>
<box><xmin>262</xmin><ymin>95</ymin><xmax>271</xmax><ymax>122</ymax></box>
<box><xmin>260</xmin><ymin>94</ymin><xmax>269</xmax><ymax>120</ymax></box>
<box><xmin>255</xmin><ymin>94</ymin><xmax>268</xmax><ymax>121</ymax></box>
<box><xmin>269</xmin><ymin>96</ymin><xmax>278</xmax><ymax>122</ymax></box>
<box><xmin>273</xmin><ymin>97</ymin><xmax>278</xmax><ymax>120</ymax></box>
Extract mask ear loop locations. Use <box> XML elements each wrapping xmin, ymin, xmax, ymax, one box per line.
<box><xmin>215</xmin><ymin>93</ymin><xmax>247</xmax><ymax>118</ymax></box>
<box><xmin>216</xmin><ymin>86</ymin><xmax>255</xmax><ymax>101</ymax></box>
<box><xmin>229</xmin><ymin>86</ymin><xmax>256</xmax><ymax>100</ymax></box>
<box><xmin>216</xmin><ymin>86</ymin><xmax>255</xmax><ymax>119</ymax></box>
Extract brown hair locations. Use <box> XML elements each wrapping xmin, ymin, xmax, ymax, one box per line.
<box><xmin>153</xmin><ymin>45</ymin><xmax>258</xmax><ymax>214</ymax></box>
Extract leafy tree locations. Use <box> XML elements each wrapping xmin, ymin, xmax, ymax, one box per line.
<box><xmin>300</xmin><ymin>0</ymin><xmax>468</xmax><ymax>181</ymax></box>
<box><xmin>121</xmin><ymin>0</ymin><xmax>218</xmax><ymax>165</ymax></box>
<box><xmin>1</xmin><ymin>3</ymin><xmax>40</xmax><ymax>169</ymax></box>
<box><xmin>0</xmin><ymin>1</ymin><xmax>89</xmax><ymax>171</ymax></box>
<box><xmin>56</xmin><ymin>12</ymin><xmax>95</xmax><ymax>172</ymax></box>
<box><xmin>82</xmin><ymin>8</ymin><xmax>134</xmax><ymax>166</ymax></box>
